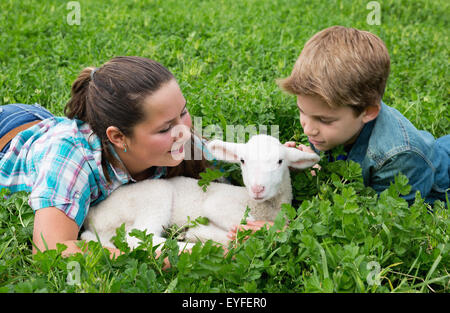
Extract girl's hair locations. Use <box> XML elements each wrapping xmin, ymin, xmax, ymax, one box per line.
<box><xmin>65</xmin><ymin>56</ymin><xmax>207</xmax><ymax>183</ymax></box>
<box><xmin>278</xmin><ymin>26</ymin><xmax>390</xmax><ymax>116</ymax></box>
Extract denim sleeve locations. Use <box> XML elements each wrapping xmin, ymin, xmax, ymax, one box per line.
<box><xmin>370</xmin><ymin>151</ymin><xmax>435</xmax><ymax>203</ymax></box>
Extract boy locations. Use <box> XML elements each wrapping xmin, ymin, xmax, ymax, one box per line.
<box><xmin>278</xmin><ymin>26</ymin><xmax>448</xmax><ymax>206</ymax></box>
<box><xmin>228</xmin><ymin>26</ymin><xmax>448</xmax><ymax>238</ymax></box>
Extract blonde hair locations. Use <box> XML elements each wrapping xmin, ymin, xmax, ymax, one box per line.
<box><xmin>278</xmin><ymin>26</ymin><xmax>390</xmax><ymax>115</ymax></box>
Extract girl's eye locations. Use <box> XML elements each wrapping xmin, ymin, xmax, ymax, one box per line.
<box><xmin>159</xmin><ymin>110</ymin><xmax>189</xmax><ymax>133</ymax></box>
<box><xmin>159</xmin><ymin>125</ymin><xmax>172</xmax><ymax>133</ymax></box>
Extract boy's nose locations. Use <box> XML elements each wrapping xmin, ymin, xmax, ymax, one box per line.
<box><xmin>303</xmin><ymin>124</ymin><xmax>319</xmax><ymax>137</ymax></box>
<box><xmin>301</xmin><ymin>117</ymin><xmax>318</xmax><ymax>136</ymax></box>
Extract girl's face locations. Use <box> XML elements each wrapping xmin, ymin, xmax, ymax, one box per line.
<box><xmin>114</xmin><ymin>79</ymin><xmax>192</xmax><ymax>179</ymax></box>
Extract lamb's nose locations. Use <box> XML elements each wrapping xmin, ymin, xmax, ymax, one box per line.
<box><xmin>251</xmin><ymin>185</ymin><xmax>265</xmax><ymax>195</ymax></box>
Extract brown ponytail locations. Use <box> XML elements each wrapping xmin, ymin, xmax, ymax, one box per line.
<box><xmin>64</xmin><ymin>56</ymin><xmax>207</xmax><ymax>183</ymax></box>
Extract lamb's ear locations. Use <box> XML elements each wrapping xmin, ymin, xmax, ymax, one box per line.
<box><xmin>285</xmin><ymin>147</ymin><xmax>320</xmax><ymax>169</ymax></box>
<box><xmin>206</xmin><ymin>140</ymin><xmax>245</xmax><ymax>163</ymax></box>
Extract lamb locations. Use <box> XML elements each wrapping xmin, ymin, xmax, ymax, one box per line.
<box><xmin>80</xmin><ymin>134</ymin><xmax>320</xmax><ymax>250</ymax></box>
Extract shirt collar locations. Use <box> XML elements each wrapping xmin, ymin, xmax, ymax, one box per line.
<box><xmin>106</xmin><ymin>143</ymin><xmax>167</xmax><ymax>183</ymax></box>
<box><xmin>106</xmin><ymin>143</ymin><xmax>135</xmax><ymax>184</ymax></box>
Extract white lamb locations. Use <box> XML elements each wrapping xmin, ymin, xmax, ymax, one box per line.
<box><xmin>80</xmin><ymin>134</ymin><xmax>320</xmax><ymax>250</ymax></box>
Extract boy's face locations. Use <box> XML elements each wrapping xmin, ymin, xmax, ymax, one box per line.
<box><xmin>297</xmin><ymin>94</ymin><xmax>379</xmax><ymax>151</ymax></box>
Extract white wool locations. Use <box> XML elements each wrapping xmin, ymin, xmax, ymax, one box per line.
<box><xmin>80</xmin><ymin>134</ymin><xmax>320</xmax><ymax>249</ymax></box>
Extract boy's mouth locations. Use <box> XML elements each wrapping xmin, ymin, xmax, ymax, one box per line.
<box><xmin>308</xmin><ymin>138</ymin><xmax>324</xmax><ymax>145</ymax></box>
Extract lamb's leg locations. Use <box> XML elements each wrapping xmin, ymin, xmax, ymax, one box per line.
<box><xmin>80</xmin><ymin>230</ymin><xmax>96</xmax><ymax>243</ymax></box>
<box><xmin>176</xmin><ymin>241</ymin><xmax>196</xmax><ymax>251</ymax></box>
<box><xmin>147</xmin><ymin>234</ymin><xmax>195</xmax><ymax>251</ymax></box>
<box><xmin>185</xmin><ymin>223</ymin><xmax>230</xmax><ymax>246</ymax></box>
<box><xmin>127</xmin><ymin>233</ymin><xmax>195</xmax><ymax>252</ymax></box>
<box><xmin>124</xmin><ymin>184</ymin><xmax>175</xmax><ymax>250</ymax></box>
<box><xmin>126</xmin><ymin>214</ymin><xmax>173</xmax><ymax>250</ymax></box>
<box><xmin>80</xmin><ymin>230</ymin><xmax>116</xmax><ymax>249</ymax></box>
<box><xmin>126</xmin><ymin>224</ymin><xmax>168</xmax><ymax>250</ymax></box>
<box><xmin>200</xmin><ymin>195</ymin><xmax>250</xmax><ymax>233</ymax></box>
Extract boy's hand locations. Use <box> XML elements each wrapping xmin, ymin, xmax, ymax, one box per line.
<box><xmin>284</xmin><ymin>141</ymin><xmax>315</xmax><ymax>154</ymax></box>
<box><xmin>284</xmin><ymin>142</ymin><xmax>321</xmax><ymax>175</ymax></box>
<box><xmin>284</xmin><ymin>141</ymin><xmax>297</xmax><ymax>148</ymax></box>
<box><xmin>227</xmin><ymin>220</ymin><xmax>274</xmax><ymax>241</ymax></box>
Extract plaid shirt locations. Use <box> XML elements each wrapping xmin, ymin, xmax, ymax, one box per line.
<box><xmin>0</xmin><ymin>117</ymin><xmax>166</xmax><ymax>227</ymax></box>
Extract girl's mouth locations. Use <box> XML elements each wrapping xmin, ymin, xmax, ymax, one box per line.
<box><xmin>169</xmin><ymin>145</ymin><xmax>184</xmax><ymax>154</ymax></box>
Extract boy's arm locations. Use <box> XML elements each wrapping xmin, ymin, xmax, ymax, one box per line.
<box><xmin>370</xmin><ymin>151</ymin><xmax>435</xmax><ymax>203</ymax></box>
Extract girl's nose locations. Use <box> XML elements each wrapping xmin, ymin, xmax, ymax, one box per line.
<box><xmin>171</xmin><ymin>124</ymin><xmax>191</xmax><ymax>142</ymax></box>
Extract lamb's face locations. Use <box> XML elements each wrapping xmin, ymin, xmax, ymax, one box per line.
<box><xmin>206</xmin><ymin>134</ymin><xmax>320</xmax><ymax>202</ymax></box>
<box><xmin>238</xmin><ymin>136</ymin><xmax>289</xmax><ymax>201</ymax></box>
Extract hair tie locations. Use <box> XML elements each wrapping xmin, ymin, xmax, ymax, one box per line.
<box><xmin>90</xmin><ymin>67</ymin><xmax>99</xmax><ymax>81</ymax></box>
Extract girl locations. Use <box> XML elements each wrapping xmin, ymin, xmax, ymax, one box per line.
<box><xmin>0</xmin><ymin>56</ymin><xmax>208</xmax><ymax>258</ymax></box>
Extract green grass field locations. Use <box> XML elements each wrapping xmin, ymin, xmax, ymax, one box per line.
<box><xmin>0</xmin><ymin>0</ymin><xmax>448</xmax><ymax>293</ymax></box>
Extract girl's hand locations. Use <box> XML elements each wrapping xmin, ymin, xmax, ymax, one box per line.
<box><xmin>227</xmin><ymin>220</ymin><xmax>274</xmax><ymax>241</ymax></box>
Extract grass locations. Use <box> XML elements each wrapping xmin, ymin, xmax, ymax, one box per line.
<box><xmin>0</xmin><ymin>0</ymin><xmax>449</xmax><ymax>293</ymax></box>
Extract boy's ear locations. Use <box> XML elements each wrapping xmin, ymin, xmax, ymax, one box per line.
<box><xmin>285</xmin><ymin>147</ymin><xmax>321</xmax><ymax>169</ymax></box>
<box><xmin>206</xmin><ymin>140</ymin><xmax>245</xmax><ymax>163</ymax></box>
<box><xmin>362</xmin><ymin>103</ymin><xmax>381</xmax><ymax>123</ymax></box>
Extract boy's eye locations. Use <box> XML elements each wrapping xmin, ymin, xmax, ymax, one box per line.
<box><xmin>319</xmin><ymin>119</ymin><xmax>334</xmax><ymax>124</ymax></box>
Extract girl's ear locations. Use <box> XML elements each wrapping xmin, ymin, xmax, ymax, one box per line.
<box><xmin>106</xmin><ymin>126</ymin><xmax>125</xmax><ymax>148</ymax></box>
<box><xmin>285</xmin><ymin>147</ymin><xmax>320</xmax><ymax>169</ymax></box>
<box><xmin>206</xmin><ymin>140</ymin><xmax>245</xmax><ymax>163</ymax></box>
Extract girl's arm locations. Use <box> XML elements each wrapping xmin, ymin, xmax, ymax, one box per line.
<box><xmin>32</xmin><ymin>206</ymin><xmax>123</xmax><ymax>258</ymax></box>
<box><xmin>32</xmin><ymin>207</ymin><xmax>170</xmax><ymax>268</ymax></box>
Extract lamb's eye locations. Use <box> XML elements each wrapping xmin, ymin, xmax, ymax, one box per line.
<box><xmin>278</xmin><ymin>159</ymin><xmax>283</xmax><ymax>165</ymax></box>
<box><xmin>240</xmin><ymin>159</ymin><xmax>245</xmax><ymax>165</ymax></box>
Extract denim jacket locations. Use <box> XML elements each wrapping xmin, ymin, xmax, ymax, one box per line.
<box><xmin>311</xmin><ymin>102</ymin><xmax>449</xmax><ymax>205</ymax></box>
